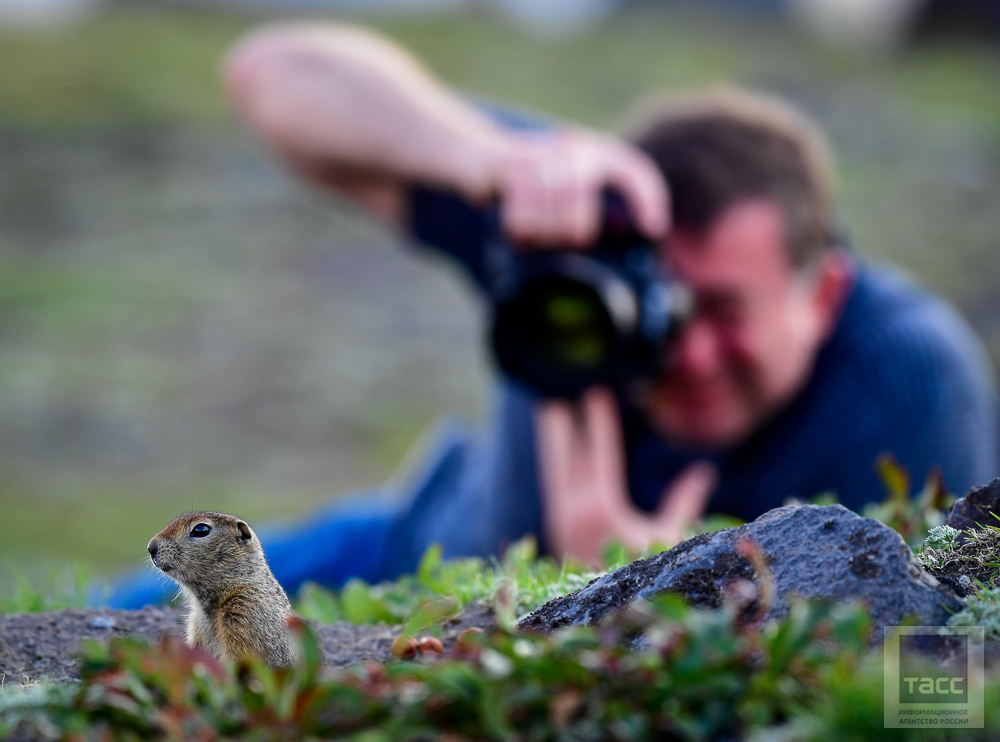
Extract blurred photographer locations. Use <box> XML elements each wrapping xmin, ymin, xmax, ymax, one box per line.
<box><xmin>110</xmin><ymin>24</ymin><xmax>998</xmax><ymax>606</ymax></box>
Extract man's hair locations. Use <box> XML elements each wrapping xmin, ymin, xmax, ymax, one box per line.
<box><xmin>624</xmin><ymin>88</ymin><xmax>836</xmax><ymax>268</ymax></box>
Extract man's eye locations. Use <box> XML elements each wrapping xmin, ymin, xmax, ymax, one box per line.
<box><xmin>699</xmin><ymin>301</ymin><xmax>745</xmax><ymax>327</ymax></box>
<box><xmin>711</xmin><ymin>309</ymin><xmax>744</xmax><ymax>327</ymax></box>
<box><xmin>191</xmin><ymin>523</ymin><xmax>212</xmax><ymax>538</ymax></box>
<box><xmin>695</xmin><ymin>294</ymin><xmax>745</xmax><ymax>324</ymax></box>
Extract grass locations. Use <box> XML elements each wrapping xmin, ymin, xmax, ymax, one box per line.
<box><xmin>0</xmin><ymin>6</ymin><xmax>248</xmax><ymax>128</ymax></box>
<box><xmin>1</xmin><ymin>5</ymin><xmax>999</xmax><ymax>133</ymax></box>
<box><xmin>0</xmin><ymin>561</ymin><xmax>89</xmax><ymax>614</ymax></box>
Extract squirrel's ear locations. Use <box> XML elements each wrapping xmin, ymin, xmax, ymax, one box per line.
<box><xmin>236</xmin><ymin>520</ymin><xmax>253</xmax><ymax>543</ymax></box>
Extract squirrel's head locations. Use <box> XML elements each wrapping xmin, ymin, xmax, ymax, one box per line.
<box><xmin>148</xmin><ymin>511</ymin><xmax>266</xmax><ymax>603</ymax></box>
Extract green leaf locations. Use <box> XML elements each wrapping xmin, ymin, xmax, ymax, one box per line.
<box><xmin>296</xmin><ymin>582</ymin><xmax>343</xmax><ymax>624</ymax></box>
<box><xmin>340</xmin><ymin>580</ymin><xmax>396</xmax><ymax>625</ymax></box>
<box><xmin>400</xmin><ymin>596</ymin><xmax>459</xmax><ymax>638</ymax></box>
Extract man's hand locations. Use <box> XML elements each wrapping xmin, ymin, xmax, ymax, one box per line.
<box><xmin>496</xmin><ymin>129</ymin><xmax>670</xmax><ymax>247</ymax></box>
<box><xmin>535</xmin><ymin>387</ymin><xmax>717</xmax><ymax>567</ymax></box>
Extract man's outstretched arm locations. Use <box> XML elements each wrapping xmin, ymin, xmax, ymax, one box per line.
<box><xmin>224</xmin><ymin>24</ymin><xmax>511</xmax><ymax>220</ymax></box>
<box><xmin>223</xmin><ymin>23</ymin><xmax>668</xmax><ymax>242</ymax></box>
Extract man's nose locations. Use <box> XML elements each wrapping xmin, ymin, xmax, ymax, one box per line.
<box><xmin>673</xmin><ymin>317</ymin><xmax>722</xmax><ymax>375</ymax></box>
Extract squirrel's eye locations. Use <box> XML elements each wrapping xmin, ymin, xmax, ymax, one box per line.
<box><xmin>191</xmin><ymin>523</ymin><xmax>212</xmax><ymax>538</ymax></box>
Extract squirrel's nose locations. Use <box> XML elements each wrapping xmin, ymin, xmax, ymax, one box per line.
<box><xmin>147</xmin><ymin>538</ymin><xmax>159</xmax><ymax>559</ymax></box>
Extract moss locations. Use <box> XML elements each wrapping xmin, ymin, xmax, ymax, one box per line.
<box><xmin>916</xmin><ymin>524</ymin><xmax>1000</xmax><ymax>635</ymax></box>
<box><xmin>914</xmin><ymin>524</ymin><xmax>960</xmax><ymax>569</ymax></box>
<box><xmin>950</xmin><ymin>587</ymin><xmax>1000</xmax><ymax>642</ymax></box>
<box><xmin>917</xmin><ymin>525</ymin><xmax>1000</xmax><ymax>587</ymax></box>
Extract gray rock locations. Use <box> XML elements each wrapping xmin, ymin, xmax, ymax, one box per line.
<box><xmin>947</xmin><ymin>477</ymin><xmax>1000</xmax><ymax>534</ymax></box>
<box><xmin>88</xmin><ymin>615</ymin><xmax>116</xmax><ymax>630</ymax></box>
<box><xmin>520</xmin><ymin>505</ymin><xmax>961</xmax><ymax>638</ymax></box>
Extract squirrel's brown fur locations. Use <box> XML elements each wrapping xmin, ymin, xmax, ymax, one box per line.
<box><xmin>147</xmin><ymin>511</ymin><xmax>297</xmax><ymax>668</ymax></box>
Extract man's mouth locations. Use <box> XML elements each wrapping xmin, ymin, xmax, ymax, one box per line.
<box><xmin>659</xmin><ymin>377</ymin><xmax>732</xmax><ymax>406</ymax></box>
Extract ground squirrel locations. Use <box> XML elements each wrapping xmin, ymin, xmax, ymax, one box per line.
<box><xmin>147</xmin><ymin>511</ymin><xmax>297</xmax><ymax>668</ymax></box>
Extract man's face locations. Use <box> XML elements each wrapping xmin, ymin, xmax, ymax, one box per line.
<box><xmin>648</xmin><ymin>199</ymin><xmax>845</xmax><ymax>449</ymax></box>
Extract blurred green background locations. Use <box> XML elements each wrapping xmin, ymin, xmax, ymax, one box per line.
<box><xmin>1</xmin><ymin>2</ymin><xmax>999</xmax><ymax>591</ymax></box>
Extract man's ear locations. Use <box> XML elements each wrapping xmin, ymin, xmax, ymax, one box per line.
<box><xmin>811</xmin><ymin>250</ymin><xmax>854</xmax><ymax>340</ymax></box>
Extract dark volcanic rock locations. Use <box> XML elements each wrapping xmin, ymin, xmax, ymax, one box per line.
<box><xmin>947</xmin><ymin>477</ymin><xmax>1000</xmax><ymax>533</ymax></box>
<box><xmin>520</xmin><ymin>505</ymin><xmax>961</xmax><ymax>637</ymax></box>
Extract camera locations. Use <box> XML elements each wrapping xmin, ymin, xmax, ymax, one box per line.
<box><xmin>485</xmin><ymin>193</ymin><xmax>692</xmax><ymax>399</ymax></box>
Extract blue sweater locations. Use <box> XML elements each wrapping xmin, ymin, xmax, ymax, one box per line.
<box><xmin>388</xmin><ymin>187</ymin><xmax>999</xmax><ymax>547</ymax></box>
<box><xmin>106</xmin><ymin>188</ymin><xmax>999</xmax><ymax>609</ymax></box>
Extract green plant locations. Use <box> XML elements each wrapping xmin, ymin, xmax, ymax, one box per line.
<box><xmin>295</xmin><ymin>538</ymin><xmax>609</xmax><ymax>629</ymax></box>
<box><xmin>0</xmin><ymin>561</ymin><xmax>90</xmax><ymax>615</ymax></box>
<box><xmin>862</xmin><ymin>455</ymin><xmax>952</xmax><ymax>547</ymax></box>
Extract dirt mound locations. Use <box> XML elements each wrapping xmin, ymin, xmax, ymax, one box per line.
<box><xmin>0</xmin><ymin>603</ymin><xmax>495</xmax><ymax>683</ymax></box>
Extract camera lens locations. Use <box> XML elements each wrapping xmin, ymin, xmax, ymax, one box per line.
<box><xmin>486</xmin><ymin>191</ymin><xmax>687</xmax><ymax>399</ymax></box>
<box><xmin>522</xmin><ymin>278</ymin><xmax>614</xmax><ymax>370</ymax></box>
<box><xmin>491</xmin><ymin>261</ymin><xmax>635</xmax><ymax>398</ymax></box>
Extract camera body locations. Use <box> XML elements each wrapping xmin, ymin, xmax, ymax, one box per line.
<box><xmin>486</xmin><ymin>195</ymin><xmax>691</xmax><ymax>399</ymax></box>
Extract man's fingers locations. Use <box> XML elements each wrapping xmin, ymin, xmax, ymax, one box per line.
<box><xmin>535</xmin><ymin>400</ymin><xmax>581</xmax><ymax>484</ymax></box>
<box><xmin>606</xmin><ymin>149</ymin><xmax>670</xmax><ymax>239</ymax></box>
<box><xmin>580</xmin><ymin>387</ymin><xmax>628</xmax><ymax>499</ymax></box>
<box><xmin>501</xmin><ymin>154</ymin><xmax>555</xmax><ymax>244</ymax></box>
<box><xmin>498</xmin><ymin>131</ymin><xmax>667</xmax><ymax>247</ymax></box>
<box><xmin>654</xmin><ymin>461</ymin><xmax>718</xmax><ymax>533</ymax></box>
<box><xmin>552</xmin><ymin>172</ymin><xmax>602</xmax><ymax>247</ymax></box>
